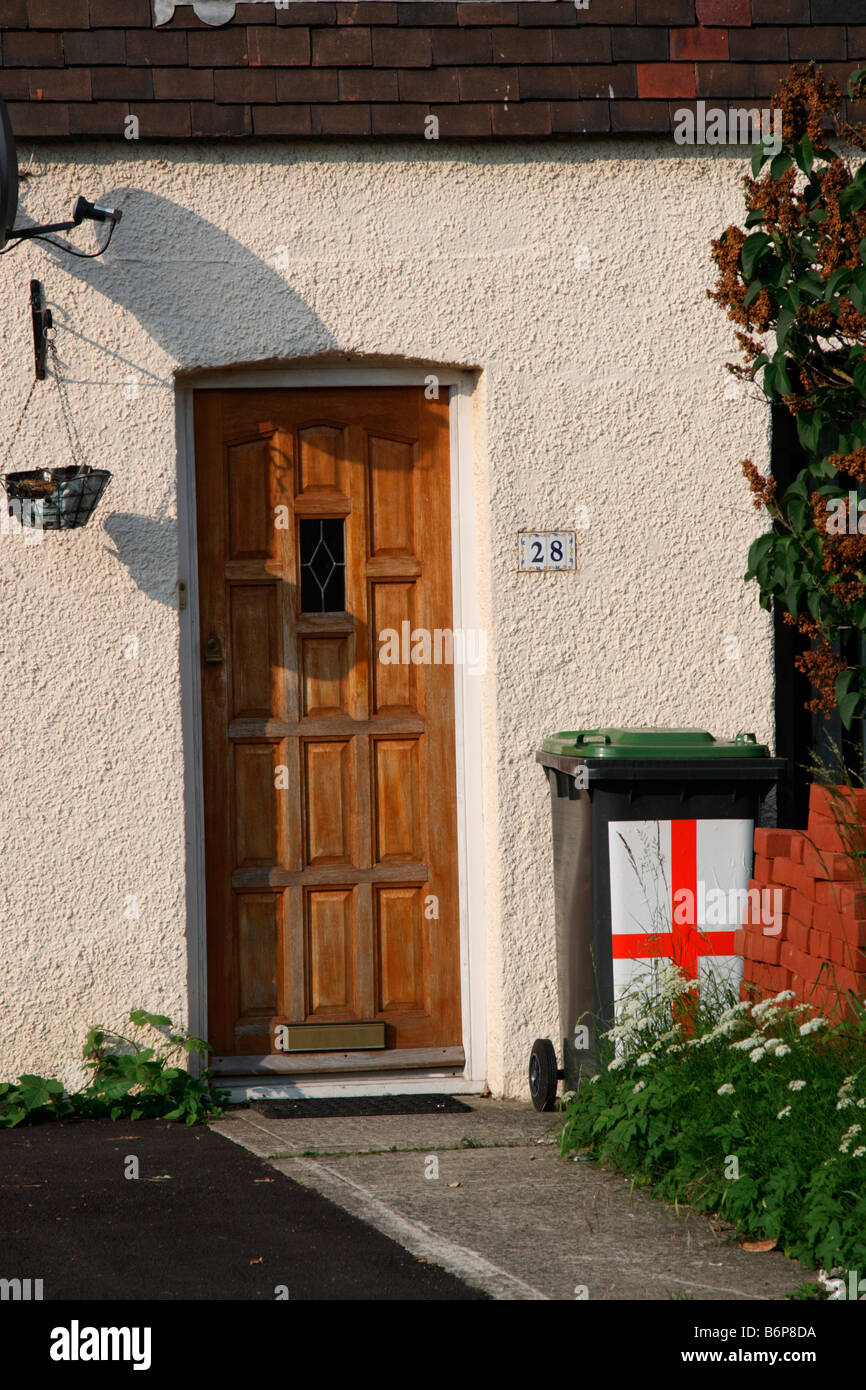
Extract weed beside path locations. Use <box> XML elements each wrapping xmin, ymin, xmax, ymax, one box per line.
<box><xmin>560</xmin><ymin>965</ymin><xmax>866</xmax><ymax>1278</ymax></box>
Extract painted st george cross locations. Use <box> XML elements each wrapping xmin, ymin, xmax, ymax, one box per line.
<box><xmin>608</xmin><ymin>819</ymin><xmax>755</xmax><ymax>1006</ymax></box>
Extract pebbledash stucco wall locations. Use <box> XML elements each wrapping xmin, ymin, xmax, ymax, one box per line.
<box><xmin>0</xmin><ymin>137</ymin><xmax>774</xmax><ymax>1097</ymax></box>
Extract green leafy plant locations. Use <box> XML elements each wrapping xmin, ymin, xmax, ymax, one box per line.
<box><xmin>785</xmin><ymin>1282</ymin><xmax>829</xmax><ymax>1300</ymax></box>
<box><xmin>0</xmin><ymin>1074</ymin><xmax>77</xmax><ymax>1128</ymax></box>
<box><xmin>0</xmin><ymin>1010</ymin><xmax>228</xmax><ymax>1129</ymax></box>
<box><xmin>709</xmin><ymin>63</ymin><xmax>866</xmax><ymax>727</ymax></box>
<box><xmin>560</xmin><ymin>964</ymin><xmax>866</xmax><ymax>1272</ymax></box>
<box><xmin>81</xmin><ymin>1010</ymin><xmax>229</xmax><ymax>1125</ymax></box>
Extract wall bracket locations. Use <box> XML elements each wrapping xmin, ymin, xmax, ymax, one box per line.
<box><xmin>30</xmin><ymin>278</ymin><xmax>51</xmax><ymax>380</ymax></box>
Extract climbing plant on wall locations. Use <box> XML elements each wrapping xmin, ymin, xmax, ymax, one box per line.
<box><xmin>709</xmin><ymin>63</ymin><xmax>866</xmax><ymax>730</ymax></box>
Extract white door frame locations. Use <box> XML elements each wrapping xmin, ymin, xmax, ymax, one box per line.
<box><xmin>176</xmin><ymin>366</ymin><xmax>488</xmax><ymax>1098</ymax></box>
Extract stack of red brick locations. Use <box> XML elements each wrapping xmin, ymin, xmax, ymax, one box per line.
<box><xmin>736</xmin><ymin>786</ymin><xmax>866</xmax><ymax>1018</ymax></box>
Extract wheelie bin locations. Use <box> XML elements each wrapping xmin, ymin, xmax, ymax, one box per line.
<box><xmin>530</xmin><ymin>727</ymin><xmax>784</xmax><ymax>1111</ymax></box>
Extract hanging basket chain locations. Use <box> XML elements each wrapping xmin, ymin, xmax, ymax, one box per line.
<box><xmin>1</xmin><ymin>334</ymin><xmax>89</xmax><ymax>477</ymax></box>
<box><xmin>47</xmin><ymin>336</ymin><xmax>89</xmax><ymax>474</ymax></box>
<box><xmin>1</xmin><ymin>373</ymin><xmax>39</xmax><ymax>475</ymax></box>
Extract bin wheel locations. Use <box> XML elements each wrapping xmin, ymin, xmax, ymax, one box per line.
<box><xmin>529</xmin><ymin>1038</ymin><xmax>558</xmax><ymax>1112</ymax></box>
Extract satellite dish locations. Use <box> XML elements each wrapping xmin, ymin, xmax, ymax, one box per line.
<box><xmin>0</xmin><ymin>99</ymin><xmax>19</xmax><ymax>251</ymax></box>
<box><xmin>0</xmin><ymin>98</ymin><xmax>120</xmax><ymax>252</ymax></box>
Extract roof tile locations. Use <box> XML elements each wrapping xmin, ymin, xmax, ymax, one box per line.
<box><xmin>313</xmin><ymin>26</ymin><xmax>372</xmax><ymax>65</ymax></box>
<box><xmin>252</xmin><ymin>102</ymin><xmax>312</xmax><ymax>134</ymax></box>
<box><xmin>190</xmin><ymin>99</ymin><xmax>251</xmax><ymax>135</ymax></box>
<box><xmin>371</xmin><ymin>27</ymin><xmax>431</xmax><ymax>65</ymax></box>
<box><xmin>0</xmin><ymin>0</ymin><xmax>860</xmax><ymax>143</ymax></box>
<box><xmin>6</xmin><ymin>98</ymin><xmax>70</xmax><ymax>134</ymax></box>
<box><xmin>63</xmin><ymin>29</ymin><xmax>127</xmax><ymax>64</ymax></box>
<box><xmin>552</xmin><ymin>99</ymin><xmax>611</xmax><ymax>131</ymax></box>
<box><xmin>433</xmin><ymin>101</ymin><xmax>491</xmax><ymax>135</ymax></box>
<box><xmin>491</xmin><ymin>99</ymin><xmax>552</xmax><ymax>134</ymax></box>
<box><xmin>90</xmin><ymin>0</ymin><xmax>150</xmax><ymax>26</ymax></box>
<box><xmin>187</xmin><ymin>29</ymin><xmax>250</xmax><ymax>67</ymax></box>
<box><xmin>248</xmin><ymin>26</ymin><xmax>310</xmax><ymax>66</ymax></box>
<box><xmin>29</xmin><ymin>0</ymin><xmax>89</xmax><ymax>27</ymax></box>
<box><xmin>126</xmin><ymin>31</ymin><xmax>188</xmax><ymax>65</ymax></box>
<box><xmin>311</xmin><ymin>100</ymin><xmax>372</xmax><ymax>133</ymax></box>
<box><xmin>371</xmin><ymin>101</ymin><xmax>430</xmax><ymax>132</ymax></box>
<box><xmin>135</xmin><ymin>102</ymin><xmax>192</xmax><ymax>137</ymax></box>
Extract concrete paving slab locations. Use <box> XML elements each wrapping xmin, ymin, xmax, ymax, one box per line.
<box><xmin>214</xmin><ymin>1099</ymin><xmax>817</xmax><ymax>1302</ymax></box>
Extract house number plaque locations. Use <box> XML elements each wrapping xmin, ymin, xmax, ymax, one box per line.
<box><xmin>518</xmin><ymin>531</ymin><xmax>577</xmax><ymax>572</ymax></box>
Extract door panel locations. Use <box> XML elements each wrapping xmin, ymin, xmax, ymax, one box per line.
<box><xmin>194</xmin><ymin>387</ymin><xmax>462</xmax><ymax>1060</ymax></box>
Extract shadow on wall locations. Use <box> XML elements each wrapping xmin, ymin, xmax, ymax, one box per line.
<box><xmin>102</xmin><ymin>508</ymin><xmax>178</xmax><ymax>609</ymax></box>
<box><xmin>26</xmin><ymin>185</ymin><xmax>338</xmax><ymax>597</ymax></box>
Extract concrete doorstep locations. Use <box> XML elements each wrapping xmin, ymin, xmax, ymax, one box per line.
<box><xmin>211</xmin><ymin>1098</ymin><xmax>816</xmax><ymax>1302</ymax></box>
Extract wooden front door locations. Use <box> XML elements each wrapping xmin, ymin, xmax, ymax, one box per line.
<box><xmin>194</xmin><ymin>387</ymin><xmax>462</xmax><ymax>1064</ymax></box>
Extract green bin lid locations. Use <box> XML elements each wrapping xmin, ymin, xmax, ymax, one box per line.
<box><xmin>539</xmin><ymin>727</ymin><xmax>771</xmax><ymax>759</ymax></box>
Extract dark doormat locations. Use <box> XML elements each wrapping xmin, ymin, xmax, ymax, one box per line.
<box><xmin>249</xmin><ymin>1094</ymin><xmax>474</xmax><ymax>1119</ymax></box>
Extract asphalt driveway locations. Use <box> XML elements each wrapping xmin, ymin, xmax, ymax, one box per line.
<box><xmin>0</xmin><ymin>1117</ymin><xmax>485</xmax><ymax>1301</ymax></box>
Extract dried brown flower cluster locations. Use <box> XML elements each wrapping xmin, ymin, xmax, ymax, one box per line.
<box><xmin>778</xmin><ymin>492</ymin><xmax>866</xmax><ymax>709</ymax></box>
<box><xmin>811</xmin><ymin>490</ymin><xmax>866</xmax><ymax>591</ymax></box>
<box><xmin>795</xmin><ymin>643</ymin><xmax>848</xmax><ymax>712</ymax></box>
<box><xmin>741</xmin><ymin>165</ymin><xmax>802</xmax><ymax>241</ymax></box>
<box><xmin>834</xmin><ymin>66</ymin><xmax>866</xmax><ymax>152</ymax></box>
<box><xmin>781</xmin><ymin>610</ymin><xmax>847</xmax><ymax>711</ymax></box>
<box><xmin>826</xmin><ymin>446</ymin><xmax>866</xmax><ymax>483</ymax></box>
<box><xmin>813</xmin><ymin>159</ymin><xmax>866</xmax><ymax>281</ymax></box>
<box><xmin>741</xmin><ymin>459</ymin><xmax>777</xmax><ymax>510</ymax></box>
<box><xmin>708</xmin><ymin>226</ymin><xmax>773</xmax><ymax>339</ymax></box>
<box><xmin>708</xmin><ymin>65</ymin><xmax>866</xmax><ymax>393</ymax></box>
<box><xmin>778</xmin><ymin>63</ymin><xmax>840</xmax><ymax>145</ymax></box>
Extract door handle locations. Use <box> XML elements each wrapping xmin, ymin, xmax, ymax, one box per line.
<box><xmin>204</xmin><ymin>635</ymin><xmax>224</xmax><ymax>664</ymax></box>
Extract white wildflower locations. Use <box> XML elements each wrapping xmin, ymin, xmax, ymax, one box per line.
<box><xmin>773</xmin><ymin>1044</ymin><xmax>791</xmax><ymax>1058</ymax></box>
<box><xmin>839</xmin><ymin>1123</ymin><xmax>862</xmax><ymax>1154</ymax></box>
<box><xmin>799</xmin><ymin>1017</ymin><xmax>826</xmax><ymax>1036</ymax></box>
<box><xmin>708</xmin><ymin>1017</ymin><xmax>741</xmax><ymax>1038</ymax></box>
<box><xmin>752</xmin><ymin>1000</ymin><xmax>783</xmax><ymax>1021</ymax></box>
<box><xmin>853</xmin><ymin>1147</ymin><xmax>866</xmax><ymax>1158</ymax></box>
<box><xmin>607</xmin><ymin>1057</ymin><xmax>626</xmax><ymax>1071</ymax></box>
<box><xmin>731</xmin><ymin>1034</ymin><xmax>764</xmax><ymax>1051</ymax></box>
<box><xmin>723</xmin><ymin>1001</ymin><xmax>753</xmax><ymax>1017</ymax></box>
<box><xmin>750</xmin><ymin>1047</ymin><xmax>767</xmax><ymax>1063</ymax></box>
<box><xmin>777</xmin><ymin>1106</ymin><xmax>792</xmax><ymax>1119</ymax></box>
<box><xmin>717</xmin><ymin>1083</ymin><xmax>735</xmax><ymax>1096</ymax></box>
<box><xmin>633</xmin><ymin>1081</ymin><xmax>646</xmax><ymax>1094</ymax></box>
<box><xmin>788</xmin><ymin>1079</ymin><xmax>807</xmax><ymax>1092</ymax></box>
<box><xmin>636</xmin><ymin>1053</ymin><xmax>653</xmax><ymax>1067</ymax></box>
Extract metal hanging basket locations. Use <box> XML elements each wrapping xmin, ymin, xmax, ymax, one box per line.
<box><xmin>4</xmin><ymin>464</ymin><xmax>111</xmax><ymax>530</ymax></box>
<box><xmin>1</xmin><ymin>338</ymin><xmax>111</xmax><ymax>531</ymax></box>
